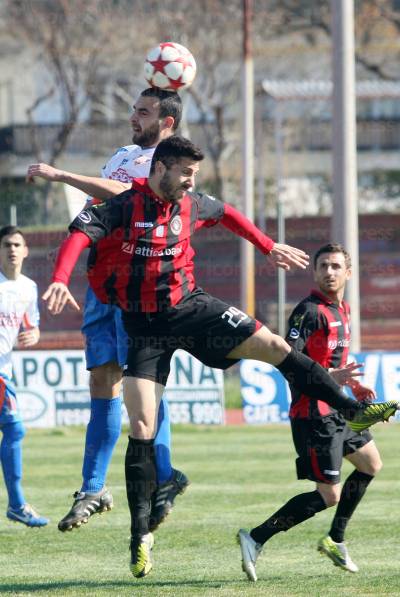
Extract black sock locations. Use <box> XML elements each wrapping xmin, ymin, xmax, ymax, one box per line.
<box><xmin>277</xmin><ymin>349</ymin><xmax>362</xmax><ymax>419</ymax></box>
<box><xmin>329</xmin><ymin>470</ymin><xmax>374</xmax><ymax>543</ymax></box>
<box><xmin>125</xmin><ymin>437</ymin><xmax>156</xmax><ymax>538</ymax></box>
<box><xmin>250</xmin><ymin>490</ymin><xmax>327</xmax><ymax>545</ymax></box>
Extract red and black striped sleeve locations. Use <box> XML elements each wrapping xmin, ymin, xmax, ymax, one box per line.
<box><xmin>194</xmin><ymin>194</ymin><xmax>275</xmax><ymax>254</ymax></box>
<box><xmin>285</xmin><ymin>300</ymin><xmax>322</xmax><ymax>353</ymax></box>
<box><xmin>69</xmin><ymin>189</ymin><xmax>132</xmax><ymax>242</ymax></box>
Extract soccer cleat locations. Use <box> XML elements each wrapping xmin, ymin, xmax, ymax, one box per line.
<box><xmin>130</xmin><ymin>533</ymin><xmax>154</xmax><ymax>578</ymax></box>
<box><xmin>318</xmin><ymin>535</ymin><xmax>359</xmax><ymax>573</ymax></box>
<box><xmin>57</xmin><ymin>487</ymin><xmax>113</xmax><ymax>532</ymax></box>
<box><xmin>7</xmin><ymin>504</ymin><xmax>49</xmax><ymax>527</ymax></box>
<box><xmin>149</xmin><ymin>468</ymin><xmax>189</xmax><ymax>532</ymax></box>
<box><xmin>237</xmin><ymin>528</ymin><xmax>263</xmax><ymax>582</ymax></box>
<box><xmin>348</xmin><ymin>401</ymin><xmax>399</xmax><ymax>433</ymax></box>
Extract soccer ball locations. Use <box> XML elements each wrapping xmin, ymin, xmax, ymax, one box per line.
<box><xmin>144</xmin><ymin>42</ymin><xmax>197</xmax><ymax>91</ymax></box>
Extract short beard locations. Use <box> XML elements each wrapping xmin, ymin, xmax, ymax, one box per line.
<box><xmin>159</xmin><ymin>172</ymin><xmax>180</xmax><ymax>203</ymax></box>
<box><xmin>132</xmin><ymin>121</ymin><xmax>161</xmax><ymax>148</ymax></box>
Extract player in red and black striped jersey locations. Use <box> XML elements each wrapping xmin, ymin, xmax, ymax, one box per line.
<box><xmin>238</xmin><ymin>244</ymin><xmax>384</xmax><ymax>580</ymax></box>
<box><xmin>43</xmin><ymin>139</ymin><xmax>397</xmax><ymax>578</ymax></box>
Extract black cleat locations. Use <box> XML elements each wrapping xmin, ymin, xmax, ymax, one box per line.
<box><xmin>149</xmin><ymin>469</ymin><xmax>189</xmax><ymax>532</ymax></box>
<box><xmin>58</xmin><ymin>487</ymin><xmax>113</xmax><ymax>532</ymax></box>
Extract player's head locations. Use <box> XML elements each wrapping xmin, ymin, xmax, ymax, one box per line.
<box><xmin>313</xmin><ymin>243</ymin><xmax>351</xmax><ymax>298</ymax></box>
<box><xmin>0</xmin><ymin>225</ymin><xmax>28</xmax><ymax>276</ymax></box>
<box><xmin>149</xmin><ymin>136</ymin><xmax>204</xmax><ymax>203</ymax></box>
<box><xmin>130</xmin><ymin>88</ymin><xmax>182</xmax><ymax>148</ymax></box>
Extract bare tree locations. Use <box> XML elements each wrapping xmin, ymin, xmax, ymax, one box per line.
<box><xmin>2</xmin><ymin>0</ymin><xmax>144</xmax><ymax>221</ymax></box>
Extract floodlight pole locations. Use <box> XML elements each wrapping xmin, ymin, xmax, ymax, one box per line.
<box><xmin>274</xmin><ymin>101</ymin><xmax>286</xmax><ymax>337</ymax></box>
<box><xmin>331</xmin><ymin>0</ymin><xmax>361</xmax><ymax>351</ymax></box>
<box><xmin>240</xmin><ymin>0</ymin><xmax>255</xmax><ymax>316</ymax></box>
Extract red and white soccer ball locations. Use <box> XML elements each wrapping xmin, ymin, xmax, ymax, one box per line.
<box><xmin>144</xmin><ymin>42</ymin><xmax>197</xmax><ymax>91</ymax></box>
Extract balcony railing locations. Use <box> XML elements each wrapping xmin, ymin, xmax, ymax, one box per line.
<box><xmin>0</xmin><ymin>118</ymin><xmax>399</xmax><ymax>156</ymax></box>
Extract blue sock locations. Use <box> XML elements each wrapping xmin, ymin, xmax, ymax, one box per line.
<box><xmin>154</xmin><ymin>397</ymin><xmax>173</xmax><ymax>484</ymax></box>
<box><xmin>81</xmin><ymin>397</ymin><xmax>122</xmax><ymax>494</ymax></box>
<box><xmin>1</xmin><ymin>421</ymin><xmax>26</xmax><ymax>509</ymax></box>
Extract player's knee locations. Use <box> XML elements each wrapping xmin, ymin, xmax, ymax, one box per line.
<box><xmin>268</xmin><ymin>333</ymin><xmax>291</xmax><ymax>360</ymax></box>
<box><xmin>318</xmin><ymin>486</ymin><xmax>340</xmax><ymax>508</ymax></box>
<box><xmin>363</xmin><ymin>457</ymin><xmax>383</xmax><ymax>477</ymax></box>
<box><xmin>130</xmin><ymin>419</ymin><xmax>155</xmax><ymax>440</ymax></box>
<box><xmin>90</xmin><ymin>363</ymin><xmax>122</xmax><ymax>397</ymax></box>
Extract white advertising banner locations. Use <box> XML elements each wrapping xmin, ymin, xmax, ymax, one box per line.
<box><xmin>11</xmin><ymin>350</ymin><xmax>225</xmax><ymax>427</ymax></box>
<box><xmin>240</xmin><ymin>352</ymin><xmax>400</xmax><ymax>424</ymax></box>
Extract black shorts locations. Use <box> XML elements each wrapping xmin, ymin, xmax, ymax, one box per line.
<box><xmin>122</xmin><ymin>288</ymin><xmax>260</xmax><ymax>385</ymax></box>
<box><xmin>290</xmin><ymin>412</ymin><xmax>373</xmax><ymax>485</ymax></box>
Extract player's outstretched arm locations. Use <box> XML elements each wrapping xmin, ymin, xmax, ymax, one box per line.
<box><xmin>217</xmin><ymin>204</ymin><xmax>309</xmax><ymax>271</ymax></box>
<box><xmin>268</xmin><ymin>243</ymin><xmax>309</xmax><ymax>271</ymax></box>
<box><xmin>42</xmin><ymin>282</ymin><xmax>80</xmax><ymax>315</ymax></box>
<box><xmin>26</xmin><ymin>163</ymin><xmax>130</xmax><ymax>199</ymax></box>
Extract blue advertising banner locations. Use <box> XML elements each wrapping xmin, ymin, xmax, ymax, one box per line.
<box><xmin>240</xmin><ymin>352</ymin><xmax>400</xmax><ymax>424</ymax></box>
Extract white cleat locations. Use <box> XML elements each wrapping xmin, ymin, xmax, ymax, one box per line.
<box><xmin>318</xmin><ymin>535</ymin><xmax>359</xmax><ymax>573</ymax></box>
<box><xmin>237</xmin><ymin>528</ymin><xmax>263</xmax><ymax>582</ymax></box>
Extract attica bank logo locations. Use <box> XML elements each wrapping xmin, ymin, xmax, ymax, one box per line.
<box><xmin>17</xmin><ymin>391</ymin><xmax>47</xmax><ymax>423</ymax></box>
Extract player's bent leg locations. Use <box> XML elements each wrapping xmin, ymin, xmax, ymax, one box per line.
<box><xmin>226</xmin><ymin>325</ymin><xmax>290</xmax><ymax>366</ymax></box>
<box><xmin>228</xmin><ymin>328</ymin><xmax>399</xmax><ymax>426</ymax></box>
<box><xmin>58</xmin><ymin>362</ymin><xmax>122</xmax><ymax>532</ymax></box>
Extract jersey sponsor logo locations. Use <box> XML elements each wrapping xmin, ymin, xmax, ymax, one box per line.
<box><xmin>134</xmin><ymin>222</ymin><xmax>153</xmax><ymax>228</ymax></box>
<box><xmin>134</xmin><ymin>155</ymin><xmax>151</xmax><ymax>165</ymax></box>
<box><xmin>328</xmin><ymin>338</ymin><xmax>351</xmax><ymax>349</ymax></box>
<box><xmin>329</xmin><ymin>321</ymin><xmax>342</xmax><ymax>327</ymax></box>
<box><xmin>78</xmin><ymin>211</ymin><xmax>91</xmax><ymax>224</ymax></box>
<box><xmin>0</xmin><ymin>312</ymin><xmax>20</xmax><ymax>327</ymax></box>
<box><xmin>134</xmin><ymin>246</ymin><xmax>182</xmax><ymax>257</ymax></box>
<box><xmin>109</xmin><ymin>168</ymin><xmax>133</xmax><ymax>182</ymax></box>
<box><xmin>121</xmin><ymin>242</ymin><xmax>135</xmax><ymax>254</ymax></box>
<box><xmin>288</xmin><ymin>328</ymin><xmax>300</xmax><ymax>339</ymax></box>
<box><xmin>170</xmin><ymin>215</ymin><xmax>183</xmax><ymax>235</ymax></box>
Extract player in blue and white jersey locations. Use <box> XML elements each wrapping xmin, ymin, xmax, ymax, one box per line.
<box><xmin>0</xmin><ymin>225</ymin><xmax>48</xmax><ymax>527</ymax></box>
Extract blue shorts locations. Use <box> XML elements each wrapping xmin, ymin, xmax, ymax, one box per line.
<box><xmin>0</xmin><ymin>374</ymin><xmax>21</xmax><ymax>426</ymax></box>
<box><xmin>81</xmin><ymin>287</ymin><xmax>128</xmax><ymax>370</ymax></box>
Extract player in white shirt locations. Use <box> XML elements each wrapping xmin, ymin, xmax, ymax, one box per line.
<box><xmin>26</xmin><ymin>88</ymin><xmax>189</xmax><ymax>534</ymax></box>
<box><xmin>0</xmin><ymin>226</ymin><xmax>48</xmax><ymax>527</ymax></box>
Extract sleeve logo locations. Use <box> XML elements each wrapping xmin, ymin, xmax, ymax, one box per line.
<box><xmin>288</xmin><ymin>328</ymin><xmax>300</xmax><ymax>339</ymax></box>
<box><xmin>78</xmin><ymin>211</ymin><xmax>92</xmax><ymax>224</ymax></box>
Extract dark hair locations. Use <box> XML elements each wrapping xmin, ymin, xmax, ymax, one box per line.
<box><xmin>0</xmin><ymin>225</ymin><xmax>26</xmax><ymax>244</ymax></box>
<box><xmin>313</xmin><ymin>243</ymin><xmax>351</xmax><ymax>269</ymax></box>
<box><xmin>150</xmin><ymin>136</ymin><xmax>204</xmax><ymax>174</ymax></box>
<box><xmin>140</xmin><ymin>88</ymin><xmax>182</xmax><ymax>131</ymax></box>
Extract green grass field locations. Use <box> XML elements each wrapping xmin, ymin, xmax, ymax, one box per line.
<box><xmin>1</xmin><ymin>423</ymin><xmax>399</xmax><ymax>597</ymax></box>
